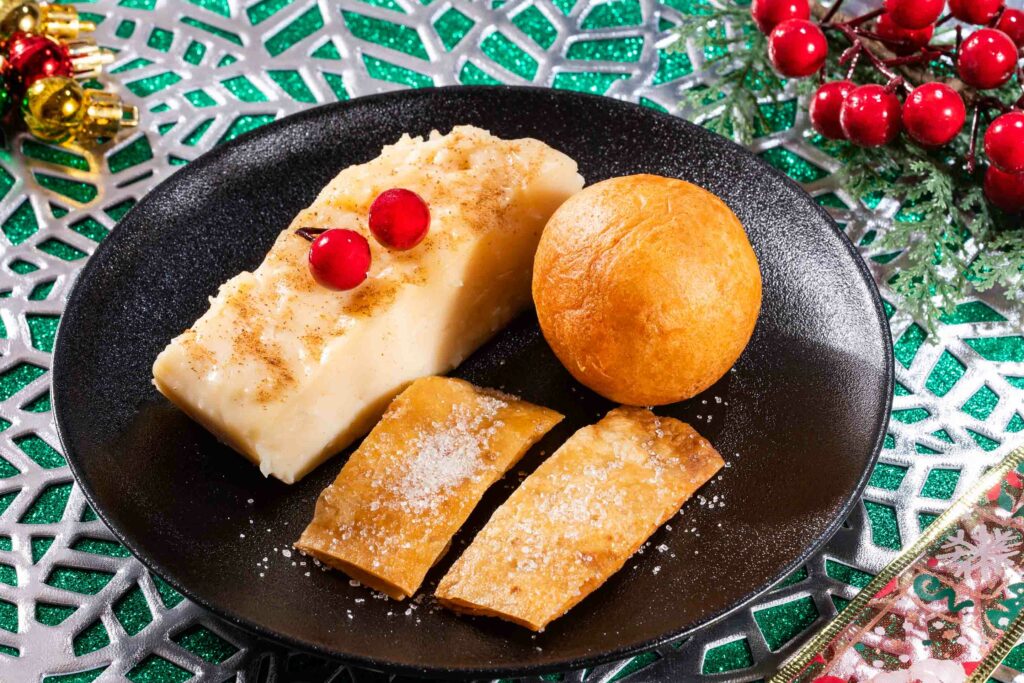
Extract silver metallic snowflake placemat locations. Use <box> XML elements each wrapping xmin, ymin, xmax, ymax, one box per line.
<box><xmin>0</xmin><ymin>0</ymin><xmax>1023</xmax><ymax>681</ymax></box>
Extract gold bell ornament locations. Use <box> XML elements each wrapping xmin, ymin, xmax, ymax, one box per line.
<box><xmin>0</xmin><ymin>0</ymin><xmax>95</xmax><ymax>40</ymax></box>
<box><xmin>22</xmin><ymin>75</ymin><xmax>138</xmax><ymax>143</ymax></box>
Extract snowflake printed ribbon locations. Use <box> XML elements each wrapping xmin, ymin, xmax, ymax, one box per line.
<box><xmin>773</xmin><ymin>448</ymin><xmax>1024</xmax><ymax>683</ymax></box>
<box><xmin>937</xmin><ymin>525</ymin><xmax>1020</xmax><ymax>586</ymax></box>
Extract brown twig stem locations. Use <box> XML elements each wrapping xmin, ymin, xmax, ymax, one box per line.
<box><xmin>295</xmin><ymin>227</ymin><xmax>327</xmax><ymax>241</ymax></box>
<box><xmin>820</xmin><ymin>0</ymin><xmax>844</xmax><ymax>26</ymax></box>
<box><xmin>883</xmin><ymin>51</ymin><xmax>943</xmax><ymax>68</ymax></box>
<box><xmin>967</xmin><ymin>105</ymin><xmax>982</xmax><ymax>174</ymax></box>
<box><xmin>810</xmin><ymin>1</ymin><xmax>978</xmax><ymax>107</ymax></box>
<box><xmin>841</xmin><ymin>7</ymin><xmax>883</xmax><ymax>28</ymax></box>
<box><xmin>828</xmin><ymin>21</ymin><xmax>906</xmax><ymax>87</ymax></box>
<box><xmin>846</xmin><ymin>49</ymin><xmax>862</xmax><ymax>80</ymax></box>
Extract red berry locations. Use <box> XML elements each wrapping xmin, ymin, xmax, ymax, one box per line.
<box><xmin>874</xmin><ymin>12</ymin><xmax>934</xmax><ymax>55</ymax></box>
<box><xmin>997</xmin><ymin>9</ymin><xmax>1024</xmax><ymax>48</ymax></box>
<box><xmin>902</xmin><ymin>83</ymin><xmax>966</xmax><ymax>147</ymax></box>
<box><xmin>308</xmin><ymin>229</ymin><xmax>371</xmax><ymax>290</ymax></box>
<box><xmin>750</xmin><ymin>0</ymin><xmax>809</xmax><ymax>34</ymax></box>
<box><xmin>957</xmin><ymin>29</ymin><xmax>1019</xmax><ymax>90</ymax></box>
<box><xmin>767</xmin><ymin>19</ymin><xmax>827</xmax><ymax>78</ymax></box>
<box><xmin>984</xmin><ymin>165</ymin><xmax>1024</xmax><ymax>212</ymax></box>
<box><xmin>809</xmin><ymin>80</ymin><xmax>854</xmax><ymax>140</ymax></box>
<box><xmin>985</xmin><ymin>111</ymin><xmax>1024</xmax><ymax>174</ymax></box>
<box><xmin>949</xmin><ymin>0</ymin><xmax>1004</xmax><ymax>25</ymax></box>
<box><xmin>840</xmin><ymin>84</ymin><xmax>903</xmax><ymax>147</ymax></box>
<box><xmin>4</xmin><ymin>32</ymin><xmax>71</xmax><ymax>91</ymax></box>
<box><xmin>368</xmin><ymin>188</ymin><xmax>430</xmax><ymax>250</ymax></box>
<box><xmin>883</xmin><ymin>0</ymin><xmax>943</xmax><ymax>30</ymax></box>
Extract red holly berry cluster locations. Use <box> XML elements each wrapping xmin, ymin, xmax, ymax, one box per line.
<box><xmin>300</xmin><ymin>188</ymin><xmax>431</xmax><ymax>291</ymax></box>
<box><xmin>751</xmin><ymin>0</ymin><xmax>1024</xmax><ymax>212</ymax></box>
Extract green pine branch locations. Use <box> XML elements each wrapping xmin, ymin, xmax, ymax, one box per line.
<box><xmin>673</xmin><ymin>6</ymin><xmax>785</xmax><ymax>144</ymax></box>
<box><xmin>669</xmin><ymin>0</ymin><xmax>1024</xmax><ymax>329</ymax></box>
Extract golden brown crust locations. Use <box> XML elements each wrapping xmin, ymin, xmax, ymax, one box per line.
<box><xmin>294</xmin><ymin>376</ymin><xmax>563</xmax><ymax>599</ymax></box>
<box><xmin>532</xmin><ymin>174</ymin><xmax>762</xmax><ymax>406</ymax></box>
<box><xmin>435</xmin><ymin>407</ymin><xmax>724</xmax><ymax>631</ymax></box>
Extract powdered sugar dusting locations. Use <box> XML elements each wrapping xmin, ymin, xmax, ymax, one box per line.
<box><xmin>394</xmin><ymin>395</ymin><xmax>507</xmax><ymax>513</ymax></box>
<box><xmin>436</xmin><ymin>407</ymin><xmax>728</xmax><ymax>629</ymax></box>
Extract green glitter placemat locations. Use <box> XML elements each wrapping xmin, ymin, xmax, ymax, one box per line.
<box><xmin>0</xmin><ymin>0</ymin><xmax>1022</xmax><ymax>680</ymax></box>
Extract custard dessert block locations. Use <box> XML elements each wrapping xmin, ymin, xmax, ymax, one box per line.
<box><xmin>435</xmin><ymin>407</ymin><xmax>724</xmax><ymax>631</ymax></box>
<box><xmin>152</xmin><ymin>126</ymin><xmax>583</xmax><ymax>484</ymax></box>
<box><xmin>294</xmin><ymin>376</ymin><xmax>562</xmax><ymax>600</ymax></box>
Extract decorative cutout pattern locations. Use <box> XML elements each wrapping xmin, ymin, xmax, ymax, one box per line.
<box><xmin>0</xmin><ymin>0</ymin><xmax>1022</xmax><ymax>680</ymax></box>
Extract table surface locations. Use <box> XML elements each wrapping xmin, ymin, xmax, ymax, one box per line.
<box><xmin>0</xmin><ymin>0</ymin><xmax>1022</xmax><ymax>681</ymax></box>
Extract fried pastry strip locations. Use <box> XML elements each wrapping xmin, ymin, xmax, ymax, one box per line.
<box><xmin>436</xmin><ymin>406</ymin><xmax>723</xmax><ymax>630</ymax></box>
<box><xmin>296</xmin><ymin>376</ymin><xmax>562</xmax><ymax>599</ymax></box>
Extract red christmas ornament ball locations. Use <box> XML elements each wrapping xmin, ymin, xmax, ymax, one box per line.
<box><xmin>985</xmin><ymin>111</ymin><xmax>1024</xmax><ymax>174</ymax></box>
<box><xmin>902</xmin><ymin>83</ymin><xmax>966</xmax><ymax>147</ymax></box>
<box><xmin>840</xmin><ymin>84</ymin><xmax>902</xmax><ymax>147</ymax></box>
<box><xmin>883</xmin><ymin>0</ymin><xmax>944</xmax><ymax>30</ymax></box>
<box><xmin>997</xmin><ymin>9</ymin><xmax>1024</xmax><ymax>48</ymax></box>
<box><xmin>950</xmin><ymin>0</ymin><xmax>1005</xmax><ymax>25</ymax></box>
<box><xmin>4</xmin><ymin>32</ymin><xmax>72</xmax><ymax>90</ymax></box>
<box><xmin>874</xmin><ymin>12</ymin><xmax>934</xmax><ymax>55</ymax></box>
<box><xmin>809</xmin><ymin>80</ymin><xmax>854</xmax><ymax>140</ymax></box>
<box><xmin>368</xmin><ymin>188</ymin><xmax>430</xmax><ymax>250</ymax></box>
<box><xmin>957</xmin><ymin>28</ymin><xmax>1019</xmax><ymax>90</ymax></box>
<box><xmin>307</xmin><ymin>229</ymin><xmax>372</xmax><ymax>291</ymax></box>
<box><xmin>750</xmin><ymin>0</ymin><xmax>809</xmax><ymax>34</ymax></box>
<box><xmin>984</xmin><ymin>165</ymin><xmax>1024</xmax><ymax>213</ymax></box>
<box><xmin>767</xmin><ymin>19</ymin><xmax>827</xmax><ymax>77</ymax></box>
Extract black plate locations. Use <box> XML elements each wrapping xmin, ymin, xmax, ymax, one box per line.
<box><xmin>52</xmin><ymin>86</ymin><xmax>892</xmax><ymax>678</ymax></box>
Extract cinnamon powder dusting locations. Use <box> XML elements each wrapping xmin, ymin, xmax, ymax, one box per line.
<box><xmin>223</xmin><ymin>288</ymin><xmax>296</xmax><ymax>401</ymax></box>
<box><xmin>174</xmin><ymin>126</ymin><xmax>557</xmax><ymax>410</ymax></box>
